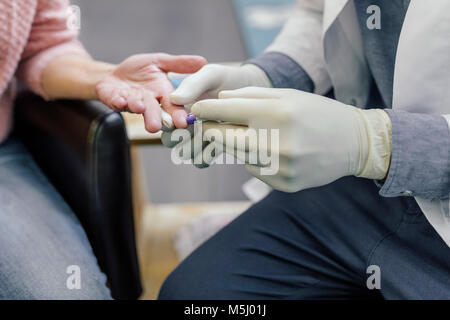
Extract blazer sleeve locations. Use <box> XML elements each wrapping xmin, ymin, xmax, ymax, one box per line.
<box><xmin>247</xmin><ymin>0</ymin><xmax>332</xmax><ymax>95</ymax></box>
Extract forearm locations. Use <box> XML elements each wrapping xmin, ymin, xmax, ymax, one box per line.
<box><xmin>41</xmin><ymin>54</ymin><xmax>116</xmax><ymax>100</ymax></box>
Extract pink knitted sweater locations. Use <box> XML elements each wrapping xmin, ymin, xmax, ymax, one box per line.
<box><xmin>0</xmin><ymin>0</ymin><xmax>89</xmax><ymax>143</ymax></box>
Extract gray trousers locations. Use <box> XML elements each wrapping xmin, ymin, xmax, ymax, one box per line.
<box><xmin>0</xmin><ymin>137</ymin><xmax>111</xmax><ymax>299</ymax></box>
<box><xmin>159</xmin><ymin>175</ymin><xmax>450</xmax><ymax>299</ymax></box>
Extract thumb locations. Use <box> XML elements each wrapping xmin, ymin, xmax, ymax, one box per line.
<box><xmin>171</xmin><ymin>64</ymin><xmax>224</xmax><ymax>105</ymax></box>
<box><xmin>156</xmin><ymin>54</ymin><xmax>207</xmax><ymax>74</ymax></box>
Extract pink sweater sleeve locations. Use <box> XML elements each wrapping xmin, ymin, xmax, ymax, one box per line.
<box><xmin>16</xmin><ymin>0</ymin><xmax>91</xmax><ymax>99</ymax></box>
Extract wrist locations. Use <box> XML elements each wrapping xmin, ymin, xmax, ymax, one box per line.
<box><xmin>90</xmin><ymin>62</ymin><xmax>117</xmax><ymax>100</ymax></box>
<box><xmin>356</xmin><ymin>109</ymin><xmax>392</xmax><ymax>180</ymax></box>
<box><xmin>41</xmin><ymin>54</ymin><xmax>117</xmax><ymax>100</ymax></box>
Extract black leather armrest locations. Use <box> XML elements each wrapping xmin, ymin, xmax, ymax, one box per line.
<box><xmin>14</xmin><ymin>92</ymin><xmax>142</xmax><ymax>300</ymax></box>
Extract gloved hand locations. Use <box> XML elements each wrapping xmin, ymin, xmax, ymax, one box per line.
<box><xmin>170</xmin><ymin>63</ymin><xmax>272</xmax><ymax>109</ymax></box>
<box><xmin>190</xmin><ymin>87</ymin><xmax>392</xmax><ymax>193</ymax></box>
<box><xmin>161</xmin><ymin>64</ymin><xmax>271</xmax><ymax>166</ymax></box>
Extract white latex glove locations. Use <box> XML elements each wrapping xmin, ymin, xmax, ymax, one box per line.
<box><xmin>161</xmin><ymin>63</ymin><xmax>272</xmax><ymax>166</ymax></box>
<box><xmin>190</xmin><ymin>87</ymin><xmax>392</xmax><ymax>193</ymax></box>
<box><xmin>170</xmin><ymin>63</ymin><xmax>272</xmax><ymax>109</ymax></box>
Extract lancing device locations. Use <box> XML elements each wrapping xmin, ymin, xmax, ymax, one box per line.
<box><xmin>161</xmin><ymin>109</ymin><xmax>198</xmax><ymax>131</ymax></box>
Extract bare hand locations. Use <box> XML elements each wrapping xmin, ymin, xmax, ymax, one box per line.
<box><xmin>96</xmin><ymin>53</ymin><xmax>207</xmax><ymax>132</ymax></box>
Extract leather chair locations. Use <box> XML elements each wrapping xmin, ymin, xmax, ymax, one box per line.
<box><xmin>14</xmin><ymin>91</ymin><xmax>142</xmax><ymax>300</ymax></box>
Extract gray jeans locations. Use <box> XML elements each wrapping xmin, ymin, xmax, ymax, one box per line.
<box><xmin>0</xmin><ymin>137</ymin><xmax>111</xmax><ymax>299</ymax></box>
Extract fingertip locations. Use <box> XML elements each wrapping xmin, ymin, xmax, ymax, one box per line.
<box><xmin>192</xmin><ymin>56</ymin><xmax>208</xmax><ymax>68</ymax></box>
<box><xmin>145</xmin><ymin>119</ymin><xmax>162</xmax><ymax>133</ymax></box>
<box><xmin>192</xmin><ymin>55</ymin><xmax>207</xmax><ymax>62</ymax></box>
<box><xmin>172</xmin><ymin>109</ymin><xmax>188</xmax><ymax>128</ymax></box>
<box><xmin>176</xmin><ymin>122</ymin><xmax>188</xmax><ymax>129</ymax></box>
<box><xmin>191</xmin><ymin>102</ymin><xmax>202</xmax><ymax>117</ymax></box>
<box><xmin>136</xmin><ymin>101</ymin><xmax>146</xmax><ymax>113</ymax></box>
<box><xmin>180</xmin><ymin>55</ymin><xmax>207</xmax><ymax>66</ymax></box>
<box><xmin>113</xmin><ymin>96</ymin><xmax>127</xmax><ymax>108</ymax></box>
<box><xmin>152</xmin><ymin>118</ymin><xmax>163</xmax><ymax>132</ymax></box>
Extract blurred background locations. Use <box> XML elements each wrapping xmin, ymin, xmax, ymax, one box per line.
<box><xmin>70</xmin><ymin>0</ymin><xmax>295</xmax><ymax>299</ymax></box>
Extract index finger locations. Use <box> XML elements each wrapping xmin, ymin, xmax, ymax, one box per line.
<box><xmin>191</xmin><ymin>98</ymin><xmax>267</xmax><ymax>125</ymax></box>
